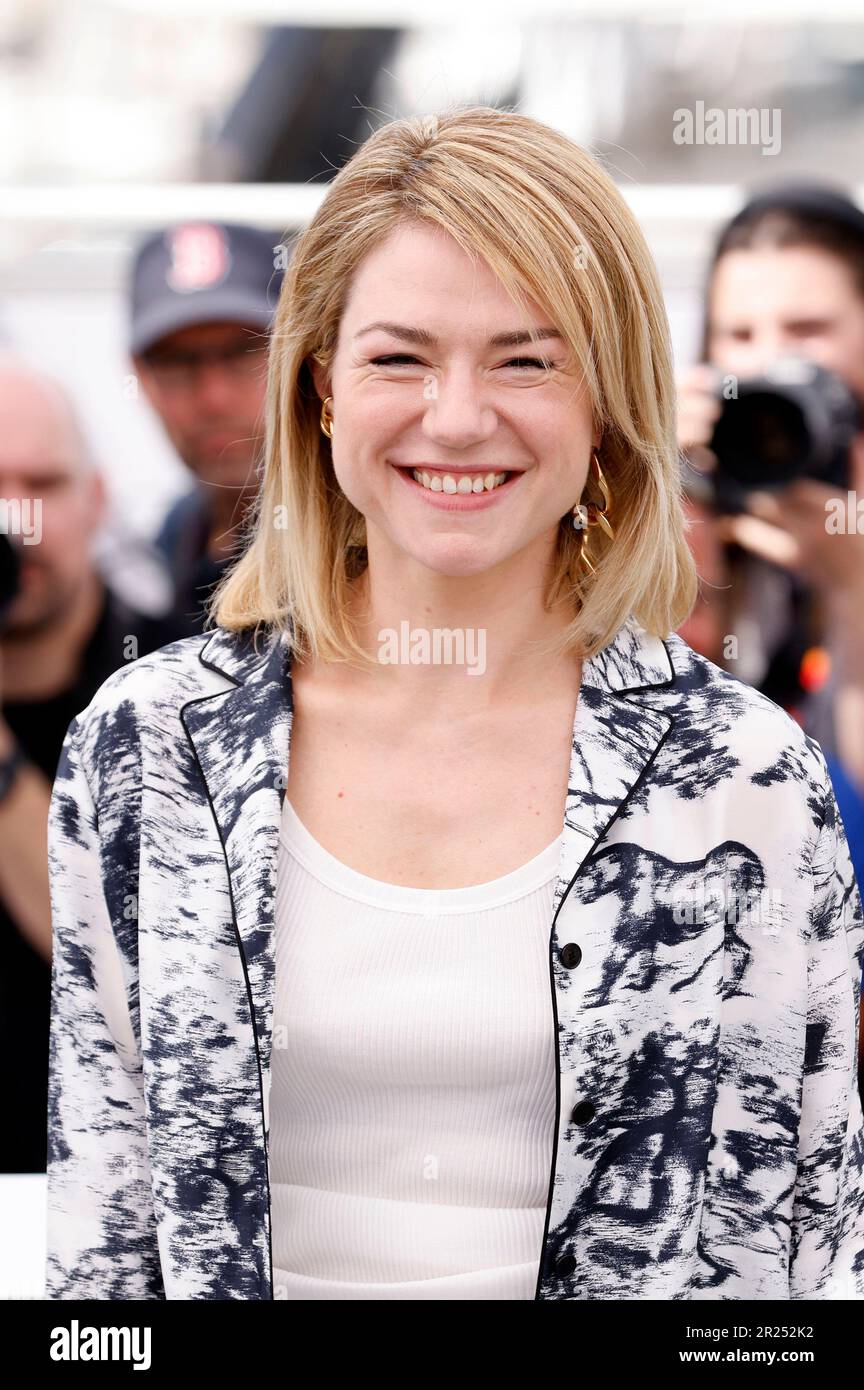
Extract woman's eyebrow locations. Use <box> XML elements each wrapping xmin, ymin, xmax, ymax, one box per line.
<box><xmin>353</xmin><ymin>321</ymin><xmax>563</xmax><ymax>348</ymax></box>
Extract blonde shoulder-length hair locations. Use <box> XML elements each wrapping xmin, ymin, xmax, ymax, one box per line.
<box><xmin>209</xmin><ymin>104</ymin><xmax>697</xmax><ymax>665</ymax></box>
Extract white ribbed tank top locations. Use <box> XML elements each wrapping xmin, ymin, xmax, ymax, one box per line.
<box><xmin>270</xmin><ymin>795</ymin><xmax>560</xmax><ymax>1300</ymax></box>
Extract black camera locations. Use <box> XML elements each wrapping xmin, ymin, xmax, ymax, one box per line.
<box><xmin>684</xmin><ymin>358</ymin><xmax>860</xmax><ymax>514</ymax></box>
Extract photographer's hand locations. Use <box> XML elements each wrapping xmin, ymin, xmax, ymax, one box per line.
<box><xmin>716</xmin><ymin>478</ymin><xmax>864</xmax><ymax>587</ymax></box>
<box><xmin>717</xmin><ymin>441</ymin><xmax>864</xmax><ymax>796</ymax></box>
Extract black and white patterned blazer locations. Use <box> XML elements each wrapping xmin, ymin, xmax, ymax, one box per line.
<box><xmin>45</xmin><ymin>614</ymin><xmax>864</xmax><ymax>1300</ymax></box>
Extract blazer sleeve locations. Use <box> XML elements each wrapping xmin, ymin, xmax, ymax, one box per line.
<box><xmin>45</xmin><ymin>712</ymin><xmax>165</xmax><ymax>1300</ymax></box>
<box><xmin>788</xmin><ymin>747</ymin><xmax>864</xmax><ymax>1299</ymax></box>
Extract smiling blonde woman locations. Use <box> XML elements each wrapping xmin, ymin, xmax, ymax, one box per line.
<box><xmin>46</xmin><ymin>106</ymin><xmax>864</xmax><ymax>1301</ymax></box>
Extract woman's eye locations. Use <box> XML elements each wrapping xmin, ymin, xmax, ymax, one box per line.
<box><xmin>370</xmin><ymin>355</ymin><xmax>551</xmax><ymax>369</ymax></box>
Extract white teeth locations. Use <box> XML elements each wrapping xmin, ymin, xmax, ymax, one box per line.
<box><xmin>410</xmin><ymin>468</ymin><xmax>513</xmax><ymax>494</ymax></box>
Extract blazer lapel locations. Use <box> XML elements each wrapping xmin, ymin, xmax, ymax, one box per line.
<box><xmin>181</xmin><ymin>622</ymin><xmax>294</xmax><ymax>1137</ymax></box>
<box><xmin>553</xmin><ymin>616</ymin><xmax>676</xmax><ymax>919</ymax></box>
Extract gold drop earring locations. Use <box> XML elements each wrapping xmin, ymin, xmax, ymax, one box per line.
<box><xmin>572</xmin><ymin>450</ymin><xmax>615</xmax><ymax>574</ymax></box>
<box><xmin>320</xmin><ymin>396</ymin><xmax>334</xmax><ymax>439</ymax></box>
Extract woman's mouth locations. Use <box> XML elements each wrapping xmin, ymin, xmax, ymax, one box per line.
<box><xmin>391</xmin><ymin>463</ymin><xmax>522</xmax><ymax>508</ymax></box>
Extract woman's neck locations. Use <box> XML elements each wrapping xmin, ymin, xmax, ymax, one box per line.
<box><xmin>337</xmin><ymin>546</ymin><xmax>583</xmax><ymax>712</ymax></box>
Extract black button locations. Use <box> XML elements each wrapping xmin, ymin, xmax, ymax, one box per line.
<box><xmin>554</xmin><ymin>1253</ymin><xmax>577</xmax><ymax>1277</ymax></box>
<box><xmin>571</xmin><ymin>1100</ymin><xmax>595</xmax><ymax>1126</ymax></box>
<box><xmin>559</xmin><ymin>942</ymin><xmax>582</xmax><ymax>969</ymax></box>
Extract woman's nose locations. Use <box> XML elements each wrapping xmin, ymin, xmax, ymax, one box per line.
<box><xmin>421</xmin><ymin>370</ymin><xmax>494</xmax><ymax>446</ymax></box>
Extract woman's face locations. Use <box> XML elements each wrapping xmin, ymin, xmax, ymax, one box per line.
<box><xmin>707</xmin><ymin>245</ymin><xmax>864</xmax><ymax>404</ymax></box>
<box><xmin>311</xmin><ymin>220</ymin><xmax>597</xmax><ymax>580</ymax></box>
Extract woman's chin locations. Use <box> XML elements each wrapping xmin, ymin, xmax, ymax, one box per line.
<box><xmin>390</xmin><ymin>537</ymin><xmax>509</xmax><ymax>579</ymax></box>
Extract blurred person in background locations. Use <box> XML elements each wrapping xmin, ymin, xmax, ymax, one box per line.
<box><xmin>675</xmin><ymin>184</ymin><xmax>864</xmax><ymax>1090</ymax></box>
<box><xmin>129</xmin><ymin>222</ymin><xmax>284</xmax><ymax>635</ymax></box>
<box><xmin>0</xmin><ymin>355</ymin><xmax>189</xmax><ymax>1173</ymax></box>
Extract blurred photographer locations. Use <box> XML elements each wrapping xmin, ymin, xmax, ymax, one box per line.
<box><xmin>0</xmin><ymin>356</ymin><xmax>189</xmax><ymax>1173</ymax></box>
<box><xmin>129</xmin><ymin>222</ymin><xmax>284</xmax><ymax>635</ymax></box>
<box><xmin>676</xmin><ymin>184</ymin><xmax>864</xmax><ymax>1083</ymax></box>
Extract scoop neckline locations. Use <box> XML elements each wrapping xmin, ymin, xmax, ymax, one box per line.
<box><xmin>278</xmin><ymin>796</ymin><xmax>562</xmax><ymax>914</ymax></box>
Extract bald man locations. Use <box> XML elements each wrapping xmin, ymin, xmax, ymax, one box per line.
<box><xmin>0</xmin><ymin>355</ymin><xmax>189</xmax><ymax>1173</ymax></box>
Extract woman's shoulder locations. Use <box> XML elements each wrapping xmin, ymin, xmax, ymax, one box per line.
<box><xmin>75</xmin><ymin>622</ymin><xmax>279</xmax><ymax>721</ymax></box>
<box><xmin>77</xmin><ymin>628</ymin><xmax>214</xmax><ymax>719</ymax></box>
<box><xmin>660</xmin><ymin>626</ymin><xmax>832</xmax><ymax>804</ymax></box>
<box><xmin>608</xmin><ymin>616</ymin><xmax>813</xmax><ymax>753</ymax></box>
<box><xmin>60</xmin><ymin>624</ymin><xmax>276</xmax><ymax>792</ymax></box>
<box><xmin>51</xmin><ymin>631</ymin><xmax>205</xmax><ymax>797</ymax></box>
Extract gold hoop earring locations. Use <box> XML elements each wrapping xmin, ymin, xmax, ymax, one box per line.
<box><xmin>572</xmin><ymin>450</ymin><xmax>615</xmax><ymax>573</ymax></box>
<box><xmin>320</xmin><ymin>396</ymin><xmax>334</xmax><ymax>439</ymax></box>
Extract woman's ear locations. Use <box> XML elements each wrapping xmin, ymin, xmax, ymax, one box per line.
<box><xmin>309</xmin><ymin>357</ymin><xmax>329</xmax><ymax>402</ymax></box>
